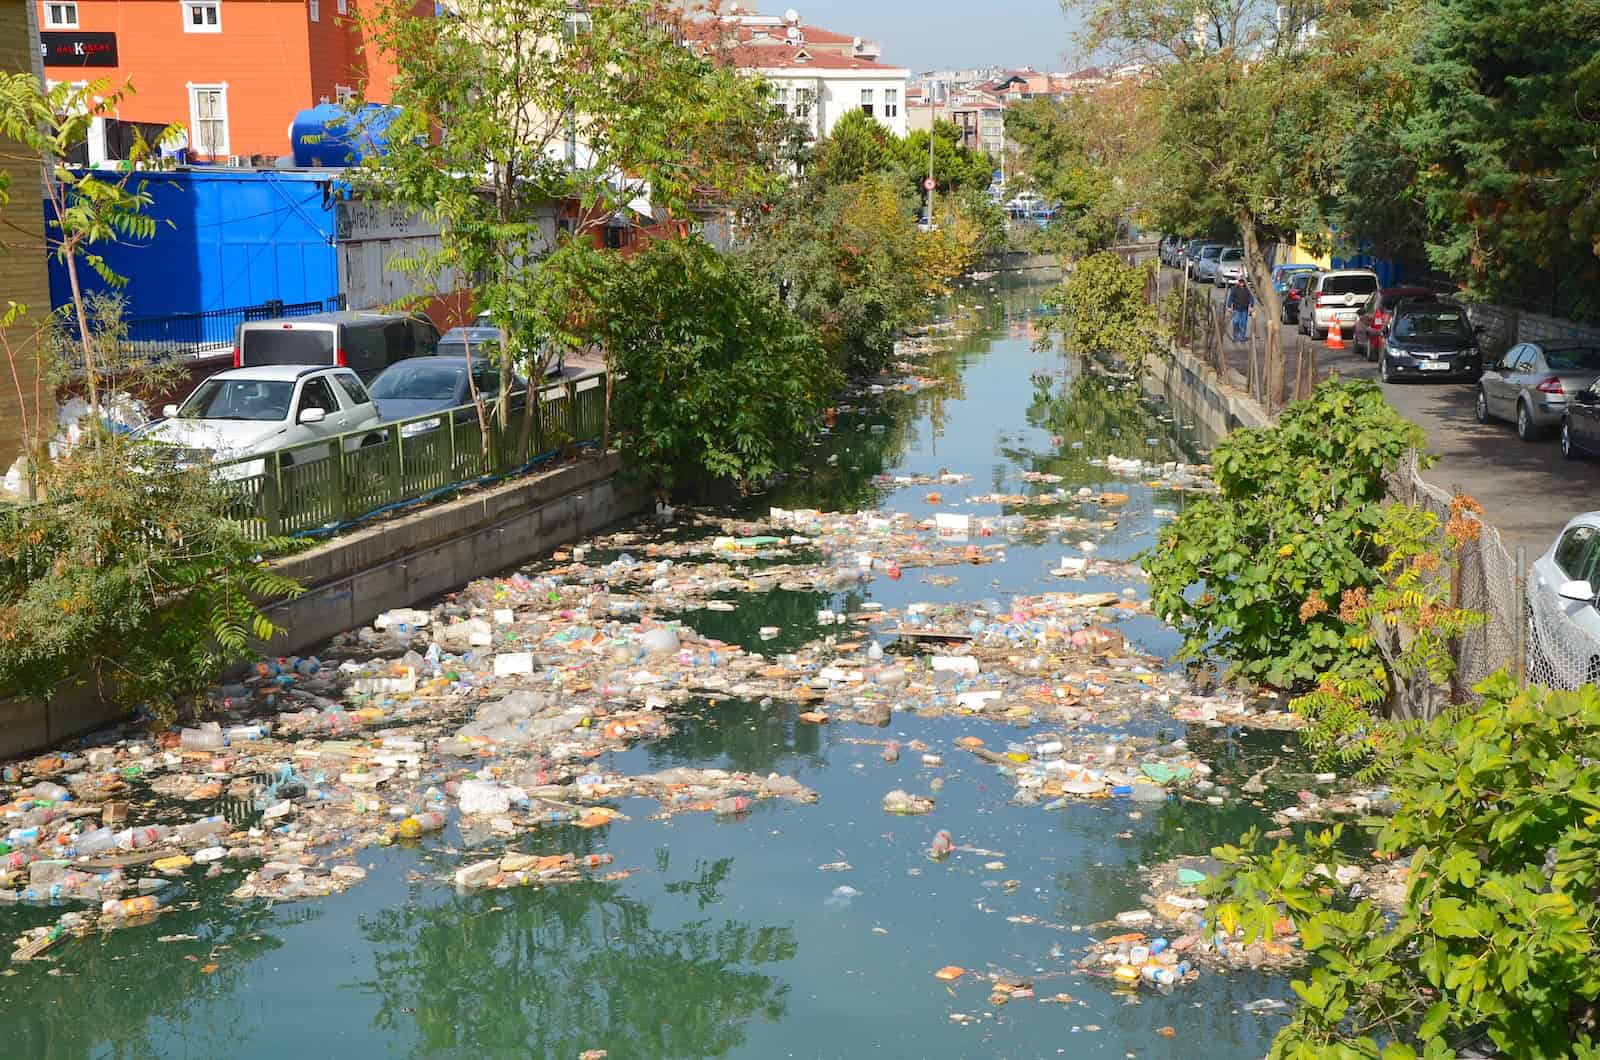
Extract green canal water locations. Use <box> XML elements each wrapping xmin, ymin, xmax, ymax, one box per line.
<box><xmin>4</xmin><ymin>277</ymin><xmax>1310</xmax><ymax>1058</ymax></box>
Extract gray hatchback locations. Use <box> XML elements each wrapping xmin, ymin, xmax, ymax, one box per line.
<box><xmin>1476</xmin><ymin>342</ymin><xmax>1600</xmax><ymax>441</ymax></box>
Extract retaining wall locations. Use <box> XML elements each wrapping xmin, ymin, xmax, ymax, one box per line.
<box><xmin>0</xmin><ymin>453</ymin><xmax>649</xmax><ymax>759</ymax></box>
<box><xmin>1142</xmin><ymin>341</ymin><xmax>1271</xmax><ymax>439</ymax></box>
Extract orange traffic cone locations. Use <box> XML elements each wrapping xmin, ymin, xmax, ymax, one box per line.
<box><xmin>1327</xmin><ymin>316</ymin><xmax>1345</xmax><ymax>349</ymax></box>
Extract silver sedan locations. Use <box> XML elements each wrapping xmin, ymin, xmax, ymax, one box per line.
<box><xmin>1476</xmin><ymin>342</ymin><xmax>1600</xmax><ymax>441</ymax></box>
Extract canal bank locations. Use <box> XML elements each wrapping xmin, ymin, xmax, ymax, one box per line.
<box><xmin>2</xmin><ymin>276</ymin><xmax>1313</xmax><ymax>1058</ymax></box>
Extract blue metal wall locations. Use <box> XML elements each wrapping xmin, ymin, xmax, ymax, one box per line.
<box><xmin>47</xmin><ymin>168</ymin><xmax>340</xmax><ymax>317</ymax></box>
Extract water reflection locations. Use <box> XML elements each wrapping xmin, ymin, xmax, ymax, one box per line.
<box><xmin>358</xmin><ymin>860</ymin><xmax>795</xmax><ymax>1059</ymax></box>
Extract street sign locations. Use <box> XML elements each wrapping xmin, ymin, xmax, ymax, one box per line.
<box><xmin>923</xmin><ymin>177</ymin><xmax>936</xmax><ymax>192</ymax></box>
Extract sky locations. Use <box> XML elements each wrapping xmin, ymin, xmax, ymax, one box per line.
<box><xmin>768</xmin><ymin>1</ymin><xmax>1085</xmax><ymax>75</ymax></box>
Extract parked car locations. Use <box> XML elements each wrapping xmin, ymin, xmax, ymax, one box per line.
<box><xmin>1213</xmin><ymin>247</ymin><xmax>1247</xmax><ymax>287</ymax></box>
<box><xmin>1377</xmin><ymin>302</ymin><xmax>1482</xmax><ymax>383</ymax></box>
<box><xmin>1353</xmin><ymin>286</ymin><xmax>1437</xmax><ymax>362</ymax></box>
<box><xmin>235</xmin><ymin>310</ymin><xmax>440</xmax><ymax>381</ymax></box>
<box><xmin>367</xmin><ymin>355</ymin><xmax>528</xmax><ymax>437</ymax></box>
<box><xmin>1527</xmin><ymin>512</ymin><xmax>1600</xmax><ymax>689</ymax></box>
<box><xmin>1163</xmin><ymin>235</ymin><xmax>1189</xmax><ymax>266</ymax></box>
<box><xmin>1190</xmin><ymin>244</ymin><xmax>1227</xmax><ymax>282</ymax></box>
<box><xmin>439</xmin><ymin>324</ymin><xmax>565</xmax><ymax>378</ymax></box>
<box><xmin>1477</xmin><ymin>343</ymin><xmax>1600</xmax><ymax>441</ymax></box>
<box><xmin>1298</xmin><ymin>269</ymin><xmax>1379</xmax><ymax>339</ymax></box>
<box><xmin>1562</xmin><ymin>378</ymin><xmax>1600</xmax><ymax>460</ymax></box>
<box><xmin>145</xmin><ymin>365</ymin><xmax>384</xmax><ymax>477</ymax></box>
<box><xmin>1185</xmin><ymin>242</ymin><xmax>1223</xmax><ymax>279</ymax></box>
<box><xmin>1271</xmin><ymin>263</ymin><xmax>1317</xmax><ymax>295</ymax></box>
<box><xmin>1280</xmin><ymin>271</ymin><xmax>1317</xmax><ymax>325</ymax></box>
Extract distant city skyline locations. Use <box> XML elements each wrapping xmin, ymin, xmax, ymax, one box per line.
<box><xmin>741</xmin><ymin>0</ymin><xmax>1085</xmax><ymax>75</ymax></box>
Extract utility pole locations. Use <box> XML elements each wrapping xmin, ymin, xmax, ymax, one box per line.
<box><xmin>925</xmin><ymin>122</ymin><xmax>936</xmax><ymax>227</ymax></box>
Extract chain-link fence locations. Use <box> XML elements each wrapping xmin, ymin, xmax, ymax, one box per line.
<box><xmin>1385</xmin><ymin>450</ymin><xmax>1529</xmax><ymax>696</ymax></box>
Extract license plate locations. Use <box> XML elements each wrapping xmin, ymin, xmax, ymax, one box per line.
<box><xmin>1419</xmin><ymin>361</ymin><xmax>1450</xmax><ymax>371</ymax></box>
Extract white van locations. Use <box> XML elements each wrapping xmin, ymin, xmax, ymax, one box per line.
<box><xmin>235</xmin><ymin>310</ymin><xmax>440</xmax><ymax>381</ymax></box>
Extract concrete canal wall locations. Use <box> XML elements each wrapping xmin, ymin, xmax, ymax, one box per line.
<box><xmin>1142</xmin><ymin>341</ymin><xmax>1271</xmax><ymax>438</ymax></box>
<box><xmin>0</xmin><ymin>453</ymin><xmax>649</xmax><ymax>759</ymax></box>
<box><xmin>264</xmin><ymin>451</ymin><xmax>649</xmax><ymax>655</ymax></box>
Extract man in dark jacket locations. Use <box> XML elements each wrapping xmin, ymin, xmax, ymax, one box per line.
<box><xmin>1227</xmin><ymin>277</ymin><xmax>1253</xmax><ymax>342</ymax></box>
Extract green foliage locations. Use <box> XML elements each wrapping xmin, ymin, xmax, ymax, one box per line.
<box><xmin>1003</xmin><ymin>94</ymin><xmax>1133</xmax><ymax>256</ymax></box>
<box><xmin>746</xmin><ymin>172</ymin><xmax>932</xmax><ymax>375</ymax></box>
<box><xmin>359</xmin><ymin>0</ymin><xmax>792</xmax><ymax>421</ymax></box>
<box><xmin>1144</xmin><ymin>379</ymin><xmax>1422</xmax><ymax>689</ymax></box>
<box><xmin>889</xmin><ymin>122</ymin><xmax>996</xmax><ymax>200</ymax></box>
<box><xmin>1039</xmin><ymin>252</ymin><xmax>1162</xmax><ymax>369</ymax></box>
<box><xmin>1210</xmin><ymin>675</ymin><xmax>1600</xmax><ymax>1058</ymax></box>
<box><xmin>1404</xmin><ymin>0</ymin><xmax>1600</xmax><ymax>317</ymax></box>
<box><xmin>539</xmin><ymin>238</ymin><xmax>839</xmax><ymax>490</ymax></box>
<box><xmin>0</xmin><ymin>441</ymin><xmax>301</xmax><ymax>726</ymax></box>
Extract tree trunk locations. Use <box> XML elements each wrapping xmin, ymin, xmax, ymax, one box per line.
<box><xmin>63</xmin><ymin>249</ymin><xmax>102</xmax><ymax>449</ymax></box>
<box><xmin>1237</xmin><ymin>219</ymin><xmax>1284</xmax><ymax>413</ymax></box>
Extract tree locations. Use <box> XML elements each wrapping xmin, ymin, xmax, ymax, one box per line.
<box><xmin>360</xmin><ymin>0</ymin><xmax>792</xmax><ymax>447</ymax></box>
<box><xmin>539</xmin><ymin>237</ymin><xmax>839</xmax><ymax>491</ymax></box>
<box><xmin>809</xmin><ymin>108</ymin><xmax>893</xmax><ymax>187</ymax></box>
<box><xmin>0</xmin><ymin>76</ymin><xmax>179</xmax><ymax>441</ymax></box>
<box><xmin>1039</xmin><ymin>252</ymin><xmax>1163</xmax><ymax>368</ymax></box>
<box><xmin>1068</xmin><ymin>0</ymin><xmax>1389</xmax><ymax>406</ymax></box>
<box><xmin>889</xmin><ymin>121</ymin><xmax>995</xmax><ymax>201</ymax></box>
<box><xmin>1210</xmin><ymin>674</ymin><xmax>1600</xmax><ymax>1058</ymax></box>
<box><xmin>1403</xmin><ymin>0</ymin><xmax>1600</xmax><ymax>318</ymax></box>
<box><xmin>1144</xmin><ymin>379</ymin><xmax>1422</xmax><ymax>689</ymax></box>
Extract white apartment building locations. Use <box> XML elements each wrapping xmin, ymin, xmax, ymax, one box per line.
<box><xmin>687</xmin><ymin>8</ymin><xmax>910</xmax><ymax>142</ymax></box>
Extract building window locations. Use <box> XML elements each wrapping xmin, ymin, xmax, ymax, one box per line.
<box><xmin>335</xmin><ymin>84</ymin><xmax>354</xmax><ymax>105</ymax></box>
<box><xmin>187</xmin><ymin>83</ymin><xmax>229</xmax><ymax>156</ymax></box>
<box><xmin>860</xmin><ymin>87</ymin><xmax>874</xmax><ymax>116</ymax></box>
<box><xmin>183</xmin><ymin>0</ymin><xmax>220</xmax><ymax>31</ymax></box>
<box><xmin>336</xmin><ymin>0</ymin><xmax>346</xmax><ymax>12</ymax></box>
<box><xmin>45</xmin><ymin>2</ymin><xmax>78</xmax><ymax>27</ymax></box>
<box><xmin>794</xmin><ymin>87</ymin><xmax>814</xmax><ymax>120</ymax></box>
<box><xmin>309</xmin><ymin>0</ymin><xmax>319</xmax><ymax>21</ymax></box>
<box><xmin>884</xmin><ymin>88</ymin><xmax>899</xmax><ymax>117</ymax></box>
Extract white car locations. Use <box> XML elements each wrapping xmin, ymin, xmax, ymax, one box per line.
<box><xmin>1527</xmin><ymin>512</ymin><xmax>1600</xmax><ymax>689</ymax></box>
<box><xmin>143</xmin><ymin>365</ymin><xmax>385</xmax><ymax>478</ymax></box>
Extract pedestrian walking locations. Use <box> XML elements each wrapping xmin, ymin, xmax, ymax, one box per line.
<box><xmin>1227</xmin><ymin>277</ymin><xmax>1252</xmax><ymax>342</ymax></box>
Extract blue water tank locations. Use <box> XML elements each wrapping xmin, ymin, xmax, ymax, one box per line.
<box><xmin>289</xmin><ymin>103</ymin><xmax>400</xmax><ymax>168</ymax></box>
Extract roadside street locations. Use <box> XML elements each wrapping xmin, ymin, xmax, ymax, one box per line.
<box><xmin>1160</xmin><ymin>265</ymin><xmax>1600</xmax><ymax>556</ymax></box>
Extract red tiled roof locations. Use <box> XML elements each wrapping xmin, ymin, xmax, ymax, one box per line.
<box><xmin>721</xmin><ymin>42</ymin><xmax>905</xmax><ymax>71</ymax></box>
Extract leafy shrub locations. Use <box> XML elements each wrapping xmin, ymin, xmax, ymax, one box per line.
<box><xmin>1209</xmin><ymin>674</ymin><xmax>1600</xmax><ymax>1059</ymax></box>
<box><xmin>1144</xmin><ymin>379</ymin><xmax>1422</xmax><ymax>689</ymax></box>
<box><xmin>0</xmin><ymin>441</ymin><xmax>300</xmax><ymax>726</ymax></box>
<box><xmin>1039</xmin><ymin>252</ymin><xmax>1162</xmax><ymax>370</ymax></box>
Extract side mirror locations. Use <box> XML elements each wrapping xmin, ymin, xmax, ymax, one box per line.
<box><xmin>162</xmin><ymin>404</ymin><xmax>180</xmax><ymax>419</ymax></box>
<box><xmin>299</xmin><ymin>407</ymin><xmax>327</xmax><ymax>425</ymax></box>
<box><xmin>1558</xmin><ymin>579</ymin><xmax>1595</xmax><ymax>604</ymax></box>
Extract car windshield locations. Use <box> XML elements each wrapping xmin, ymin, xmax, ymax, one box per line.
<box><xmin>1219</xmin><ymin>249</ymin><xmax>1243</xmax><ymax>262</ymax></box>
<box><xmin>1544</xmin><ymin>347</ymin><xmax>1600</xmax><ymax>372</ymax></box>
<box><xmin>1201</xmin><ymin>246</ymin><xmax>1223</xmax><ymax>259</ymax></box>
<box><xmin>178</xmin><ymin>379</ymin><xmax>295</xmax><ymax>421</ymax></box>
<box><xmin>369</xmin><ymin>363</ymin><xmax>465</xmax><ymax>402</ymax></box>
<box><xmin>1323</xmin><ymin>275</ymin><xmax>1378</xmax><ymax>296</ymax></box>
<box><xmin>1395</xmin><ymin>309</ymin><xmax>1469</xmax><ymax>339</ymax></box>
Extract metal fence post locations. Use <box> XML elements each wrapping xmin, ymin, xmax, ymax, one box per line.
<box><xmin>1515</xmin><ymin>544</ymin><xmax>1528</xmax><ymax>688</ymax></box>
<box><xmin>388</xmin><ymin>424</ymin><xmax>404</xmax><ymax>505</ymax></box>
<box><xmin>263</xmin><ymin>451</ymin><xmax>283</xmax><ymax>537</ymax></box>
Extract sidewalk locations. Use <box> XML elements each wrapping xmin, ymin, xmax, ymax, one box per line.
<box><xmin>1155</xmin><ymin>264</ymin><xmax>1600</xmax><ymax>556</ymax></box>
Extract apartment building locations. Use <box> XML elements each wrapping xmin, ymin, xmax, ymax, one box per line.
<box><xmin>34</xmin><ymin>0</ymin><xmax>417</xmax><ymax>162</ymax></box>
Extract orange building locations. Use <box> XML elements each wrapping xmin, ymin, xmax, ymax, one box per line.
<box><xmin>35</xmin><ymin>0</ymin><xmax>415</xmax><ymax>162</ymax></box>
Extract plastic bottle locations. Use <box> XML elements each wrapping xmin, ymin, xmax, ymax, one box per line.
<box><xmin>74</xmin><ymin>827</ymin><xmax>116</xmax><ymax>856</ymax></box>
<box><xmin>397</xmin><ymin>811</ymin><xmax>447</xmax><ymax>838</ymax></box>
<box><xmin>114</xmin><ymin>825</ymin><xmax>171</xmax><ymax>850</ymax></box>
<box><xmin>30</xmin><ymin>782</ymin><xmax>69</xmax><ymax>803</ymax></box>
<box><xmin>101</xmin><ymin>894</ymin><xmax>162</xmax><ymax>919</ymax></box>
<box><xmin>180</xmin><ymin>727</ymin><xmax>225</xmax><ymax>751</ymax></box>
<box><xmin>712</xmin><ymin>796</ymin><xmax>751</xmax><ymax>816</ymax></box>
<box><xmin>174</xmin><ymin>817</ymin><xmax>229</xmax><ymax>844</ymax></box>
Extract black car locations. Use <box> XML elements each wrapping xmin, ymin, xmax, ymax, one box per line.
<box><xmin>1378</xmin><ymin>303</ymin><xmax>1484</xmax><ymax>383</ymax></box>
<box><xmin>1281</xmin><ymin>271</ymin><xmax>1316</xmax><ymax>325</ymax></box>
<box><xmin>1562</xmin><ymin>377</ymin><xmax>1600</xmax><ymax>459</ymax></box>
<box><xmin>367</xmin><ymin>355</ymin><xmax>527</xmax><ymax>436</ymax></box>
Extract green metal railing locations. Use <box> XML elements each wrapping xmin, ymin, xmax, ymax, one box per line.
<box><xmin>213</xmin><ymin>370</ymin><xmax>609</xmax><ymax>541</ymax></box>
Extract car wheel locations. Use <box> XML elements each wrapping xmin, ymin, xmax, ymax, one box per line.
<box><xmin>1517</xmin><ymin>400</ymin><xmax>1539</xmax><ymax>441</ymax></box>
<box><xmin>1380</xmin><ymin>354</ymin><xmax>1395</xmax><ymax>384</ymax></box>
<box><xmin>1562</xmin><ymin>419</ymin><xmax>1583</xmax><ymax>460</ymax></box>
<box><xmin>1475</xmin><ymin>388</ymin><xmax>1491</xmax><ymax>424</ymax></box>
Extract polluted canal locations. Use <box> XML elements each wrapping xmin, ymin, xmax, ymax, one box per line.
<box><xmin>3</xmin><ymin>278</ymin><xmax>1334</xmax><ymax>1057</ymax></box>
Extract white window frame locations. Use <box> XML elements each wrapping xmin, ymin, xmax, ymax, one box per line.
<box><xmin>309</xmin><ymin>0</ymin><xmax>319</xmax><ymax>21</ymax></box>
<box><xmin>44</xmin><ymin>2</ymin><xmax>79</xmax><ymax>28</ymax></box>
<box><xmin>182</xmin><ymin>0</ymin><xmax>221</xmax><ymax>32</ymax></box>
<box><xmin>335</xmin><ymin>84</ymin><xmax>354</xmax><ymax>105</ymax></box>
<box><xmin>186</xmin><ymin>82</ymin><xmax>230</xmax><ymax>157</ymax></box>
<box><xmin>860</xmin><ymin>87</ymin><xmax>874</xmax><ymax>117</ymax></box>
<box><xmin>884</xmin><ymin>88</ymin><xmax>899</xmax><ymax>117</ymax></box>
<box><xmin>336</xmin><ymin>0</ymin><xmax>347</xmax><ymax>12</ymax></box>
